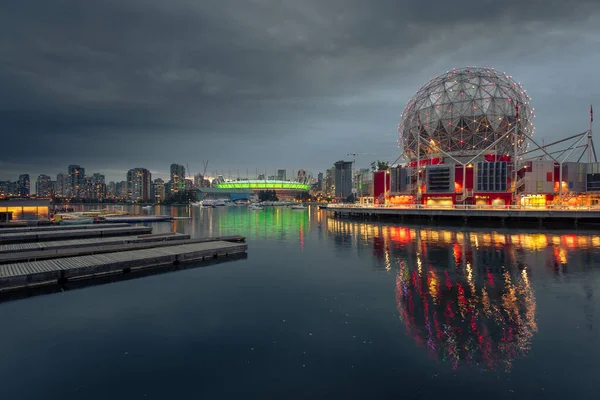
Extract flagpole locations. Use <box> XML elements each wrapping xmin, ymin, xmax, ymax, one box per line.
<box><xmin>589</xmin><ymin>105</ymin><xmax>594</xmax><ymax>163</ymax></box>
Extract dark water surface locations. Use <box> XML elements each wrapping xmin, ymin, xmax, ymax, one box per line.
<box><xmin>1</xmin><ymin>205</ymin><xmax>599</xmax><ymax>399</ymax></box>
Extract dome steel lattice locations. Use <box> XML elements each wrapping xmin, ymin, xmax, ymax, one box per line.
<box><xmin>399</xmin><ymin>67</ymin><xmax>535</xmax><ymax>161</ymax></box>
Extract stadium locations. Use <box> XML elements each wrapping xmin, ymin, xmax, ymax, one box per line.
<box><xmin>197</xmin><ymin>180</ymin><xmax>310</xmax><ymax>201</ymax></box>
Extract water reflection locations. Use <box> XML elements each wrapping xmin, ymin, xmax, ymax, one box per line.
<box><xmin>325</xmin><ymin>219</ymin><xmax>600</xmax><ymax>370</ymax></box>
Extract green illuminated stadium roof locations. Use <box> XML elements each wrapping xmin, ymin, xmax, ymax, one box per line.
<box><xmin>216</xmin><ymin>180</ymin><xmax>310</xmax><ymax>190</ymax></box>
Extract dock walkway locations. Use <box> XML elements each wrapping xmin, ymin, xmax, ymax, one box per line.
<box><xmin>0</xmin><ymin>235</ymin><xmax>246</xmax><ymax>264</ymax></box>
<box><xmin>0</xmin><ymin>226</ymin><xmax>153</xmax><ymax>244</ymax></box>
<box><xmin>0</xmin><ymin>240</ymin><xmax>247</xmax><ymax>291</ymax></box>
<box><xmin>0</xmin><ymin>223</ymin><xmax>131</xmax><ymax>233</ymax></box>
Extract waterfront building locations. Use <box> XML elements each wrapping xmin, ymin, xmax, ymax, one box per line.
<box><xmin>0</xmin><ymin>199</ymin><xmax>50</xmax><ymax>221</ymax></box>
<box><xmin>334</xmin><ymin>161</ymin><xmax>353</xmax><ymax>199</ymax></box>
<box><xmin>127</xmin><ymin>168</ymin><xmax>152</xmax><ymax>202</ymax></box>
<box><xmin>115</xmin><ymin>181</ymin><xmax>128</xmax><ymax>199</ymax></box>
<box><xmin>36</xmin><ymin>174</ymin><xmax>52</xmax><ymax>198</ymax></box>
<box><xmin>0</xmin><ymin>181</ymin><xmax>18</xmax><ymax>198</ymax></box>
<box><xmin>317</xmin><ymin>172</ymin><xmax>323</xmax><ymax>191</ymax></box>
<box><xmin>90</xmin><ymin>173</ymin><xmax>105</xmax><ymax>185</ymax></box>
<box><xmin>386</xmin><ymin>66</ymin><xmax>598</xmax><ymax>207</ymax></box>
<box><xmin>18</xmin><ymin>174</ymin><xmax>30</xmax><ymax>198</ymax></box>
<box><xmin>296</xmin><ymin>169</ymin><xmax>307</xmax><ymax>183</ymax></box>
<box><xmin>194</xmin><ymin>173</ymin><xmax>207</xmax><ymax>188</ymax></box>
<box><xmin>107</xmin><ymin>181</ymin><xmax>116</xmax><ymax>198</ymax></box>
<box><xmin>56</xmin><ymin>173</ymin><xmax>70</xmax><ymax>198</ymax></box>
<box><xmin>68</xmin><ymin>165</ymin><xmax>85</xmax><ymax>198</ymax></box>
<box><xmin>324</xmin><ymin>168</ymin><xmax>335</xmax><ymax>197</ymax></box>
<box><xmin>170</xmin><ymin>163</ymin><xmax>186</xmax><ymax>194</ymax></box>
<box><xmin>153</xmin><ymin>178</ymin><xmax>166</xmax><ymax>203</ymax></box>
<box><xmin>277</xmin><ymin>169</ymin><xmax>287</xmax><ymax>181</ymax></box>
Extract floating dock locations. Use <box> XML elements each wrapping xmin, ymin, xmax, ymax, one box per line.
<box><xmin>0</xmin><ymin>223</ymin><xmax>131</xmax><ymax>233</ymax></box>
<box><xmin>326</xmin><ymin>206</ymin><xmax>600</xmax><ymax>226</ymax></box>
<box><xmin>0</xmin><ymin>226</ymin><xmax>153</xmax><ymax>244</ymax></box>
<box><xmin>0</xmin><ymin>221</ymin><xmax>248</xmax><ymax>296</ymax></box>
<box><xmin>0</xmin><ymin>234</ymin><xmax>246</xmax><ymax>263</ymax></box>
<box><xmin>0</xmin><ymin>241</ymin><xmax>247</xmax><ymax>292</ymax></box>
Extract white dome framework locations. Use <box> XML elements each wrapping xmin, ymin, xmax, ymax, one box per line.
<box><xmin>399</xmin><ymin>67</ymin><xmax>534</xmax><ymax>160</ymax></box>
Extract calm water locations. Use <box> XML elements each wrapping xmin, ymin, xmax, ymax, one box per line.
<box><xmin>1</xmin><ymin>205</ymin><xmax>599</xmax><ymax>399</ymax></box>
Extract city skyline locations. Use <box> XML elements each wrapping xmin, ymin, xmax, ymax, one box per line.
<box><xmin>2</xmin><ymin>1</ymin><xmax>599</xmax><ymax>181</ymax></box>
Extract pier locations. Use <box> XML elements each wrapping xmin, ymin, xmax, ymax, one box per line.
<box><xmin>0</xmin><ymin>225</ymin><xmax>153</xmax><ymax>244</ymax></box>
<box><xmin>326</xmin><ymin>205</ymin><xmax>600</xmax><ymax>226</ymax></box>
<box><xmin>0</xmin><ymin>223</ymin><xmax>131</xmax><ymax>233</ymax></box>
<box><xmin>0</xmin><ymin>223</ymin><xmax>248</xmax><ymax>295</ymax></box>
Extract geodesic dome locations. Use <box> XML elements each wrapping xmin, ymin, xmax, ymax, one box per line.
<box><xmin>399</xmin><ymin>67</ymin><xmax>534</xmax><ymax>161</ymax></box>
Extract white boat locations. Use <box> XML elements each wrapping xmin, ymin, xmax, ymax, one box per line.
<box><xmin>142</xmin><ymin>205</ymin><xmax>153</xmax><ymax>210</ymax></box>
<box><xmin>101</xmin><ymin>215</ymin><xmax>173</xmax><ymax>223</ymax></box>
<box><xmin>291</xmin><ymin>204</ymin><xmax>307</xmax><ymax>210</ymax></box>
<box><xmin>190</xmin><ymin>201</ymin><xmax>203</xmax><ymax>207</ymax></box>
<box><xmin>248</xmin><ymin>204</ymin><xmax>263</xmax><ymax>211</ymax></box>
<box><xmin>200</xmin><ymin>200</ymin><xmax>216</xmax><ymax>207</ymax></box>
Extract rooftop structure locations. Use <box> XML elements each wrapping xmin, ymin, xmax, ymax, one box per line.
<box><xmin>216</xmin><ymin>180</ymin><xmax>310</xmax><ymax>191</ymax></box>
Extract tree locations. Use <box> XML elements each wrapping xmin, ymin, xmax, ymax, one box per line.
<box><xmin>258</xmin><ymin>190</ymin><xmax>278</xmax><ymax>202</ymax></box>
<box><xmin>345</xmin><ymin>193</ymin><xmax>356</xmax><ymax>203</ymax></box>
<box><xmin>295</xmin><ymin>191</ymin><xmax>312</xmax><ymax>202</ymax></box>
<box><xmin>371</xmin><ymin>160</ymin><xmax>389</xmax><ymax>171</ymax></box>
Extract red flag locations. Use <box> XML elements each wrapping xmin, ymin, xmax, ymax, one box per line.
<box><xmin>591</xmin><ymin>105</ymin><xmax>594</xmax><ymax>122</ymax></box>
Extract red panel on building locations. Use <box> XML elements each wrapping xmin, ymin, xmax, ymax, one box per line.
<box><xmin>454</xmin><ymin>165</ymin><xmax>474</xmax><ymax>191</ymax></box>
<box><xmin>373</xmin><ymin>171</ymin><xmax>390</xmax><ymax>202</ymax></box>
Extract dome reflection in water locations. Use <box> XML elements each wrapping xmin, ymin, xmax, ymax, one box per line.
<box><xmin>327</xmin><ymin>219</ymin><xmax>543</xmax><ymax>372</ymax></box>
<box><xmin>395</xmin><ymin>251</ymin><xmax>536</xmax><ymax>372</ymax></box>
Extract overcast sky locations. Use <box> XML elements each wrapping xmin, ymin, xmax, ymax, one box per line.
<box><xmin>1</xmin><ymin>0</ymin><xmax>599</xmax><ymax>183</ymax></box>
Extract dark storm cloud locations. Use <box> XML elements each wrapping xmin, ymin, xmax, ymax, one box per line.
<box><xmin>1</xmin><ymin>0</ymin><xmax>599</xmax><ymax>181</ymax></box>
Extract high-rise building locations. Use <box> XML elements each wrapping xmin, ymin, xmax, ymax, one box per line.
<box><xmin>18</xmin><ymin>174</ymin><xmax>30</xmax><ymax>198</ymax></box>
<box><xmin>107</xmin><ymin>181</ymin><xmax>117</xmax><ymax>198</ymax></box>
<box><xmin>194</xmin><ymin>173</ymin><xmax>209</xmax><ymax>188</ymax></box>
<box><xmin>90</xmin><ymin>173</ymin><xmax>105</xmax><ymax>184</ymax></box>
<box><xmin>277</xmin><ymin>169</ymin><xmax>287</xmax><ymax>181</ymax></box>
<box><xmin>170</xmin><ymin>164</ymin><xmax>186</xmax><ymax>194</ymax></box>
<box><xmin>55</xmin><ymin>173</ymin><xmax>69</xmax><ymax>197</ymax></box>
<box><xmin>317</xmin><ymin>172</ymin><xmax>324</xmax><ymax>191</ymax></box>
<box><xmin>325</xmin><ymin>168</ymin><xmax>335</xmax><ymax>196</ymax></box>
<box><xmin>115</xmin><ymin>181</ymin><xmax>128</xmax><ymax>199</ymax></box>
<box><xmin>153</xmin><ymin>178</ymin><xmax>165</xmax><ymax>203</ymax></box>
<box><xmin>0</xmin><ymin>181</ymin><xmax>16</xmax><ymax>198</ymax></box>
<box><xmin>127</xmin><ymin>168</ymin><xmax>152</xmax><ymax>201</ymax></box>
<box><xmin>334</xmin><ymin>161</ymin><xmax>353</xmax><ymax>199</ymax></box>
<box><xmin>36</xmin><ymin>174</ymin><xmax>52</xmax><ymax>198</ymax></box>
<box><xmin>297</xmin><ymin>169</ymin><xmax>307</xmax><ymax>183</ymax></box>
<box><xmin>68</xmin><ymin>165</ymin><xmax>85</xmax><ymax>198</ymax></box>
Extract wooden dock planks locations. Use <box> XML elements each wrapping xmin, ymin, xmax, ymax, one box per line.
<box><xmin>0</xmin><ymin>236</ymin><xmax>249</xmax><ymax>264</ymax></box>
<box><xmin>0</xmin><ymin>233</ymin><xmax>191</xmax><ymax>255</ymax></box>
<box><xmin>0</xmin><ymin>241</ymin><xmax>247</xmax><ymax>291</ymax></box>
<box><xmin>0</xmin><ymin>226</ymin><xmax>153</xmax><ymax>244</ymax></box>
<box><xmin>0</xmin><ymin>223</ymin><xmax>131</xmax><ymax>233</ymax></box>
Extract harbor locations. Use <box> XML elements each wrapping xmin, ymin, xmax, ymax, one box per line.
<box><xmin>0</xmin><ymin>222</ymin><xmax>247</xmax><ymax>294</ymax></box>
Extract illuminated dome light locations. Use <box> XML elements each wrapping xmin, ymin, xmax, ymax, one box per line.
<box><xmin>399</xmin><ymin>67</ymin><xmax>535</xmax><ymax>160</ymax></box>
